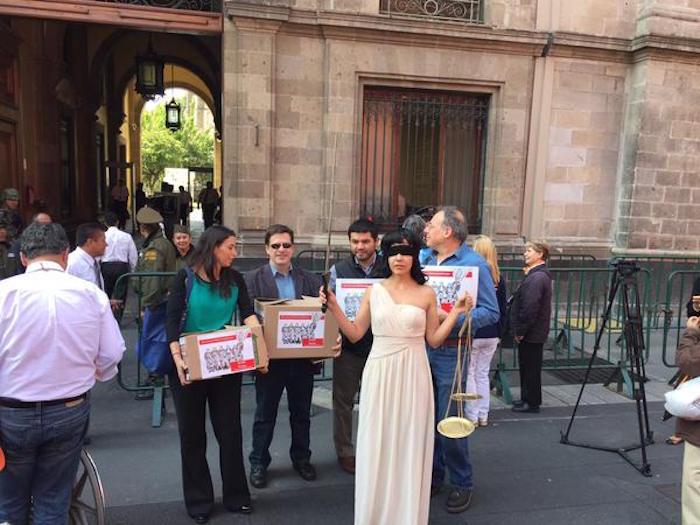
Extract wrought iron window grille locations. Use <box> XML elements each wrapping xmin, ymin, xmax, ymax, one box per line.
<box><xmin>379</xmin><ymin>0</ymin><xmax>483</xmax><ymax>23</ymax></box>
<box><xmin>96</xmin><ymin>0</ymin><xmax>221</xmax><ymax>12</ymax></box>
<box><xmin>360</xmin><ymin>87</ymin><xmax>489</xmax><ymax>232</ymax></box>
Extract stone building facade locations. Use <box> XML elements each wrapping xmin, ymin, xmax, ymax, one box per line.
<box><xmin>222</xmin><ymin>0</ymin><xmax>700</xmax><ymax>255</ymax></box>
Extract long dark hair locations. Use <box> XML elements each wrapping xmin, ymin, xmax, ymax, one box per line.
<box><xmin>189</xmin><ymin>225</ymin><xmax>239</xmax><ymax>298</ymax></box>
<box><xmin>381</xmin><ymin>229</ymin><xmax>426</xmax><ymax>285</ymax></box>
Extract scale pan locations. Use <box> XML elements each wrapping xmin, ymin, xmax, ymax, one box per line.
<box><xmin>451</xmin><ymin>392</ymin><xmax>482</xmax><ymax>401</ymax></box>
<box><xmin>437</xmin><ymin>417</ymin><xmax>475</xmax><ymax>439</ymax></box>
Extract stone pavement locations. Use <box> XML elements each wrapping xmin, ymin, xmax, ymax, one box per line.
<box><xmin>88</xmin><ymin>368</ymin><xmax>684</xmax><ymax>525</ymax></box>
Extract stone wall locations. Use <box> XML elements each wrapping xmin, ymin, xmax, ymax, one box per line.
<box><xmin>223</xmin><ymin>0</ymin><xmax>700</xmax><ymax>254</ymax></box>
<box><xmin>542</xmin><ymin>58</ymin><xmax>627</xmax><ymax>243</ymax></box>
<box><xmin>617</xmin><ymin>59</ymin><xmax>700</xmax><ymax>252</ymax></box>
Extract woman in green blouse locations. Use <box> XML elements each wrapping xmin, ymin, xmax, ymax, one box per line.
<box><xmin>166</xmin><ymin>226</ymin><xmax>265</xmax><ymax>524</ymax></box>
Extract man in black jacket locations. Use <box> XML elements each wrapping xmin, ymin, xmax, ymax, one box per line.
<box><xmin>245</xmin><ymin>224</ymin><xmax>322</xmax><ymax>488</ymax></box>
<box><xmin>328</xmin><ymin>219</ymin><xmax>387</xmax><ymax>474</ymax></box>
<box><xmin>510</xmin><ymin>240</ymin><xmax>553</xmax><ymax>413</ymax></box>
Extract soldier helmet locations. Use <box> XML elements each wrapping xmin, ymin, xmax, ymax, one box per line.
<box><xmin>136</xmin><ymin>206</ymin><xmax>164</xmax><ymax>225</ymax></box>
<box><xmin>2</xmin><ymin>188</ymin><xmax>19</xmax><ymax>201</ymax></box>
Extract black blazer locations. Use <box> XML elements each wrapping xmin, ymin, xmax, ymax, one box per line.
<box><xmin>244</xmin><ymin>264</ymin><xmax>323</xmax><ymax>305</ymax></box>
<box><xmin>166</xmin><ymin>267</ymin><xmax>255</xmax><ymax>343</ymax></box>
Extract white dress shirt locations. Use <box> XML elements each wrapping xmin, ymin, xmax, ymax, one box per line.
<box><xmin>0</xmin><ymin>261</ymin><xmax>125</xmax><ymax>401</ymax></box>
<box><xmin>67</xmin><ymin>246</ymin><xmax>104</xmax><ymax>289</ymax></box>
<box><xmin>102</xmin><ymin>226</ymin><xmax>138</xmax><ymax>271</ymax></box>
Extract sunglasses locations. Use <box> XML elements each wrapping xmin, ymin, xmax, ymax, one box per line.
<box><xmin>270</xmin><ymin>242</ymin><xmax>293</xmax><ymax>250</ymax></box>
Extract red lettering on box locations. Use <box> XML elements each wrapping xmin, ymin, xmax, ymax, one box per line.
<box><xmin>279</xmin><ymin>314</ymin><xmax>313</xmax><ymax>321</ymax></box>
<box><xmin>301</xmin><ymin>338</ymin><xmax>324</xmax><ymax>347</ymax></box>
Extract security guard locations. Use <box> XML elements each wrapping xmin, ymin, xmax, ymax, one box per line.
<box><xmin>134</xmin><ymin>206</ymin><xmax>176</xmax><ymax>310</ymax></box>
<box><xmin>0</xmin><ymin>188</ymin><xmax>23</xmax><ymax>242</ymax></box>
<box><xmin>133</xmin><ymin>206</ymin><xmax>176</xmax><ymax>400</ymax></box>
<box><xmin>0</xmin><ymin>219</ymin><xmax>16</xmax><ymax>280</ymax></box>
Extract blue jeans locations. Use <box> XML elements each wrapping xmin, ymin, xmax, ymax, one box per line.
<box><xmin>0</xmin><ymin>399</ymin><xmax>89</xmax><ymax>525</ymax></box>
<box><xmin>428</xmin><ymin>346</ymin><xmax>474</xmax><ymax>490</ymax></box>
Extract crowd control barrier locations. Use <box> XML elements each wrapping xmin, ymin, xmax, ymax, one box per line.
<box><xmin>491</xmin><ymin>266</ymin><xmax>652</xmax><ymax>402</ymax></box>
<box><xmin>660</xmin><ymin>270</ymin><xmax>700</xmax><ymax>370</ymax></box>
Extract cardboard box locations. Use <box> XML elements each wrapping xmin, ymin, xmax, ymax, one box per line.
<box><xmin>179</xmin><ymin>325</ymin><xmax>269</xmax><ymax>381</ymax></box>
<box><xmin>254</xmin><ymin>297</ymin><xmax>340</xmax><ymax>359</ymax></box>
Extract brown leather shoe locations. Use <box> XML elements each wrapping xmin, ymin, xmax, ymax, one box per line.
<box><xmin>337</xmin><ymin>456</ymin><xmax>355</xmax><ymax>474</ymax></box>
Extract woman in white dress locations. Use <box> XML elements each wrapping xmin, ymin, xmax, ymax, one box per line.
<box><xmin>322</xmin><ymin>230</ymin><xmax>472</xmax><ymax>525</ymax></box>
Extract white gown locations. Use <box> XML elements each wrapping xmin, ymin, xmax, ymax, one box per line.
<box><xmin>354</xmin><ymin>283</ymin><xmax>435</xmax><ymax>525</ymax></box>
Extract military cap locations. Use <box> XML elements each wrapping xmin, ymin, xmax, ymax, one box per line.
<box><xmin>136</xmin><ymin>206</ymin><xmax>164</xmax><ymax>224</ymax></box>
<box><xmin>2</xmin><ymin>188</ymin><xmax>19</xmax><ymax>201</ymax></box>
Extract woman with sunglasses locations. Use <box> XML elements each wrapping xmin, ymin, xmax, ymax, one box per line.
<box><xmin>166</xmin><ymin>226</ymin><xmax>265</xmax><ymax>524</ymax></box>
<box><xmin>321</xmin><ymin>229</ymin><xmax>472</xmax><ymax>525</ymax></box>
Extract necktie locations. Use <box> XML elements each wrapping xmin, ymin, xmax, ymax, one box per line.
<box><xmin>93</xmin><ymin>260</ymin><xmax>103</xmax><ymax>290</ymax></box>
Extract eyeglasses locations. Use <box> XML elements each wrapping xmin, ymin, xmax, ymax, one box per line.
<box><xmin>270</xmin><ymin>242</ymin><xmax>293</xmax><ymax>250</ymax></box>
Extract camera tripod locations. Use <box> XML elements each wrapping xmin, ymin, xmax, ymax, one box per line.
<box><xmin>560</xmin><ymin>260</ymin><xmax>654</xmax><ymax>477</ymax></box>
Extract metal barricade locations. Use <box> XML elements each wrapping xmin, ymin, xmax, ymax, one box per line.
<box><xmin>492</xmin><ymin>266</ymin><xmax>652</xmax><ymax>402</ymax></box>
<box><xmin>294</xmin><ymin>249</ymin><xmax>350</xmax><ymax>273</ymax></box>
<box><xmin>661</xmin><ymin>270</ymin><xmax>700</xmax><ymax>368</ymax></box>
<box><xmin>113</xmin><ymin>271</ymin><xmax>176</xmax><ymax>428</ymax></box>
<box><xmin>498</xmin><ymin>252</ymin><xmax>597</xmax><ymax>267</ymax></box>
<box><xmin>611</xmin><ymin>255</ymin><xmax>700</xmax><ymax>329</ymax></box>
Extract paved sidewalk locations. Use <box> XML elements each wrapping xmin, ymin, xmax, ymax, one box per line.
<box><xmin>88</xmin><ymin>373</ymin><xmax>683</xmax><ymax>525</ymax></box>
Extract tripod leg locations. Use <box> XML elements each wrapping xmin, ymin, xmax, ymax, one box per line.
<box><xmin>562</xmin><ymin>270</ymin><xmax>621</xmax><ymax>442</ymax></box>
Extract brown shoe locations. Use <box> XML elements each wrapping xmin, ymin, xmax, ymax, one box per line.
<box><xmin>337</xmin><ymin>456</ymin><xmax>355</xmax><ymax>474</ymax></box>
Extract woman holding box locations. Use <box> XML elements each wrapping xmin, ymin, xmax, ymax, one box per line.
<box><xmin>166</xmin><ymin>225</ymin><xmax>265</xmax><ymax>524</ymax></box>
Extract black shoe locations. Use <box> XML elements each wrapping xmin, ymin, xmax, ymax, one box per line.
<box><xmin>191</xmin><ymin>514</ymin><xmax>209</xmax><ymax>524</ymax></box>
<box><xmin>447</xmin><ymin>488</ymin><xmax>472</xmax><ymax>513</ymax></box>
<box><xmin>249</xmin><ymin>465</ymin><xmax>267</xmax><ymax>488</ymax></box>
<box><xmin>511</xmin><ymin>402</ymin><xmax>540</xmax><ymax>413</ymax></box>
<box><xmin>293</xmin><ymin>461</ymin><xmax>317</xmax><ymax>481</ymax></box>
<box><xmin>226</xmin><ymin>504</ymin><xmax>252</xmax><ymax>514</ymax></box>
<box><xmin>512</xmin><ymin>399</ymin><xmax>525</xmax><ymax>408</ymax></box>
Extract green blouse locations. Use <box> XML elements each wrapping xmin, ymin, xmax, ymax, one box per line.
<box><xmin>184</xmin><ymin>276</ymin><xmax>239</xmax><ymax>333</ymax></box>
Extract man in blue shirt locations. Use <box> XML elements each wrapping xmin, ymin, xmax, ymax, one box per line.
<box><xmin>421</xmin><ymin>207</ymin><xmax>499</xmax><ymax>514</ymax></box>
<box><xmin>245</xmin><ymin>225</ymin><xmax>322</xmax><ymax>489</ymax></box>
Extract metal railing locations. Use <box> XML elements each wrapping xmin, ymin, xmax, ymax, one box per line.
<box><xmin>491</xmin><ymin>266</ymin><xmax>653</xmax><ymax>402</ymax></box>
<box><xmin>97</xmin><ymin>0</ymin><xmax>221</xmax><ymax>11</ymax></box>
<box><xmin>294</xmin><ymin>249</ymin><xmax>351</xmax><ymax>273</ymax></box>
<box><xmin>380</xmin><ymin>0</ymin><xmax>483</xmax><ymax>23</ymax></box>
<box><xmin>661</xmin><ymin>270</ymin><xmax>700</xmax><ymax>368</ymax></box>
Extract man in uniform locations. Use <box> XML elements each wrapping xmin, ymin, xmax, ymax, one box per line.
<box><xmin>0</xmin><ymin>188</ymin><xmax>23</xmax><ymax>243</ymax></box>
<box><xmin>327</xmin><ymin>218</ymin><xmax>387</xmax><ymax>474</ymax></box>
<box><xmin>133</xmin><ymin>206</ymin><xmax>176</xmax><ymax>399</ymax></box>
<box><xmin>0</xmin><ymin>218</ymin><xmax>17</xmax><ymax>280</ymax></box>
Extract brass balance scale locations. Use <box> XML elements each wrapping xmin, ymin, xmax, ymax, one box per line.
<box><xmin>436</xmin><ymin>314</ymin><xmax>481</xmax><ymax>439</ymax></box>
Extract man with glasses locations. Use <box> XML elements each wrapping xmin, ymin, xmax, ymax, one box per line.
<box><xmin>422</xmin><ymin>207</ymin><xmax>499</xmax><ymax>514</ymax></box>
<box><xmin>245</xmin><ymin>224</ymin><xmax>322</xmax><ymax>489</ymax></box>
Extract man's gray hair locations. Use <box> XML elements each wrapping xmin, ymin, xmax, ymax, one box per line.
<box><xmin>20</xmin><ymin>222</ymin><xmax>69</xmax><ymax>259</ymax></box>
<box><xmin>438</xmin><ymin>206</ymin><xmax>468</xmax><ymax>243</ymax></box>
<box><xmin>401</xmin><ymin>214</ymin><xmax>426</xmax><ymax>247</ymax></box>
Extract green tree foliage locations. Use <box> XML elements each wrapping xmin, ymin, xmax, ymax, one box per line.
<box><xmin>140</xmin><ymin>97</ymin><xmax>214</xmax><ymax>193</ymax></box>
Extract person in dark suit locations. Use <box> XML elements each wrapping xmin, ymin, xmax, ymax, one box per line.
<box><xmin>245</xmin><ymin>224</ymin><xmax>322</xmax><ymax>489</ymax></box>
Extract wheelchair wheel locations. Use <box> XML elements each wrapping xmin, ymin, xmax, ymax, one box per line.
<box><xmin>69</xmin><ymin>448</ymin><xmax>106</xmax><ymax>525</ymax></box>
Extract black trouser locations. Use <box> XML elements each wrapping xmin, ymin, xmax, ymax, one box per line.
<box><xmin>169</xmin><ymin>373</ymin><xmax>250</xmax><ymax>517</ymax></box>
<box><xmin>113</xmin><ymin>201</ymin><xmax>128</xmax><ymax>229</ymax></box>
<box><xmin>249</xmin><ymin>359</ymin><xmax>314</xmax><ymax>468</ymax></box>
<box><xmin>202</xmin><ymin>204</ymin><xmax>217</xmax><ymax>229</ymax></box>
<box><xmin>179</xmin><ymin>204</ymin><xmax>189</xmax><ymax>225</ymax></box>
<box><xmin>517</xmin><ymin>341</ymin><xmax>544</xmax><ymax>407</ymax></box>
<box><xmin>100</xmin><ymin>261</ymin><xmax>130</xmax><ymax>299</ymax></box>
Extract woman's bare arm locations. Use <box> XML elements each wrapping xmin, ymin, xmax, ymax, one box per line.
<box><xmin>425</xmin><ymin>287</ymin><xmax>472</xmax><ymax>348</ymax></box>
